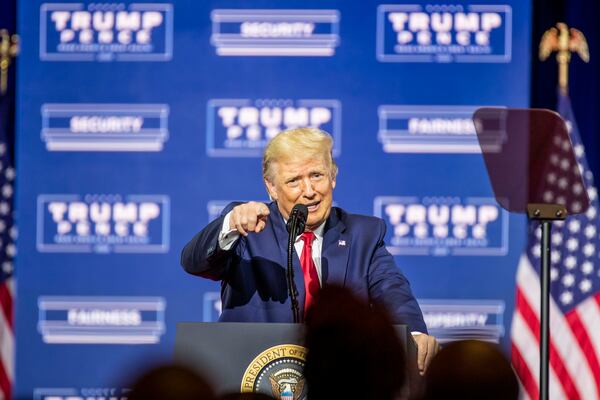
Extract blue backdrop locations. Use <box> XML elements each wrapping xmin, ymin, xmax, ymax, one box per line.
<box><xmin>15</xmin><ymin>1</ymin><xmax>531</xmax><ymax>398</ymax></box>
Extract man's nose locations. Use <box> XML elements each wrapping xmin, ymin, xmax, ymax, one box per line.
<box><xmin>301</xmin><ymin>178</ymin><xmax>315</xmax><ymax>197</ymax></box>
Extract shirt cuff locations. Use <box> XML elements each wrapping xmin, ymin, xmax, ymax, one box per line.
<box><xmin>411</xmin><ymin>331</ymin><xmax>423</xmax><ymax>336</ymax></box>
<box><xmin>218</xmin><ymin>211</ymin><xmax>240</xmax><ymax>251</ymax></box>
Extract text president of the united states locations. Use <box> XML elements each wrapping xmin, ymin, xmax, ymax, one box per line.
<box><xmin>181</xmin><ymin>127</ymin><xmax>439</xmax><ymax>373</ymax></box>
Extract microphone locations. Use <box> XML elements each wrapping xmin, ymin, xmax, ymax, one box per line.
<box><xmin>285</xmin><ymin>204</ymin><xmax>308</xmax><ymax>323</ymax></box>
<box><xmin>286</xmin><ymin>204</ymin><xmax>308</xmax><ymax>236</ymax></box>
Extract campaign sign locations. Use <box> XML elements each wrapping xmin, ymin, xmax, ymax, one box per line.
<box><xmin>210</xmin><ymin>9</ymin><xmax>340</xmax><ymax>56</ymax></box>
<box><xmin>203</xmin><ymin>291</ymin><xmax>222</xmax><ymax>322</ymax></box>
<box><xmin>34</xmin><ymin>387</ymin><xmax>129</xmax><ymax>400</ymax></box>
<box><xmin>207</xmin><ymin>98</ymin><xmax>341</xmax><ymax>157</ymax></box>
<box><xmin>420</xmin><ymin>299</ymin><xmax>505</xmax><ymax>343</ymax></box>
<box><xmin>207</xmin><ymin>200</ymin><xmax>231</xmax><ymax>222</ymax></box>
<box><xmin>37</xmin><ymin>296</ymin><xmax>166</xmax><ymax>344</ymax></box>
<box><xmin>207</xmin><ymin>200</ymin><xmax>272</xmax><ymax>222</ymax></box>
<box><xmin>207</xmin><ymin>200</ymin><xmax>242</xmax><ymax>221</ymax></box>
<box><xmin>41</xmin><ymin>103</ymin><xmax>169</xmax><ymax>151</ymax></box>
<box><xmin>377</xmin><ymin>4</ymin><xmax>512</xmax><ymax>63</ymax></box>
<box><xmin>374</xmin><ymin>196</ymin><xmax>509</xmax><ymax>256</ymax></box>
<box><xmin>36</xmin><ymin>194</ymin><xmax>170</xmax><ymax>253</ymax></box>
<box><xmin>40</xmin><ymin>2</ymin><xmax>174</xmax><ymax>61</ymax></box>
<box><xmin>378</xmin><ymin>105</ymin><xmax>507</xmax><ymax>153</ymax></box>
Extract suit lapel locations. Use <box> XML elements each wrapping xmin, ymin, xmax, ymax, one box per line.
<box><xmin>269</xmin><ymin>202</ymin><xmax>306</xmax><ymax>315</ymax></box>
<box><xmin>321</xmin><ymin>208</ymin><xmax>349</xmax><ymax>286</ymax></box>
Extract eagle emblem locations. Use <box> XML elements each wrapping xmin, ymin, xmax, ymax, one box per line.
<box><xmin>268</xmin><ymin>368</ymin><xmax>305</xmax><ymax>400</ymax></box>
<box><xmin>539</xmin><ymin>22</ymin><xmax>589</xmax><ymax>93</ymax></box>
<box><xmin>539</xmin><ymin>22</ymin><xmax>589</xmax><ymax>63</ymax></box>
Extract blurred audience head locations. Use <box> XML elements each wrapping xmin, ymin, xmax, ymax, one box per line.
<box><xmin>303</xmin><ymin>285</ymin><xmax>406</xmax><ymax>400</ymax></box>
<box><xmin>219</xmin><ymin>393</ymin><xmax>275</xmax><ymax>400</ymax></box>
<box><xmin>423</xmin><ymin>340</ymin><xmax>519</xmax><ymax>400</ymax></box>
<box><xmin>127</xmin><ymin>363</ymin><xmax>215</xmax><ymax>400</ymax></box>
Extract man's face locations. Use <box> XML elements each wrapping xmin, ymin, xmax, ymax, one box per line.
<box><xmin>265</xmin><ymin>156</ymin><xmax>336</xmax><ymax>231</ymax></box>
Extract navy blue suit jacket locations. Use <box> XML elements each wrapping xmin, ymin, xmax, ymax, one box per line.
<box><xmin>181</xmin><ymin>202</ymin><xmax>427</xmax><ymax>332</ymax></box>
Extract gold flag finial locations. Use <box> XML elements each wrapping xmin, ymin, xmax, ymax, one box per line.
<box><xmin>539</xmin><ymin>22</ymin><xmax>589</xmax><ymax>95</ymax></box>
<box><xmin>0</xmin><ymin>29</ymin><xmax>19</xmax><ymax>96</ymax></box>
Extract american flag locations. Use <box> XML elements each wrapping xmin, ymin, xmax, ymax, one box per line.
<box><xmin>0</xmin><ymin>74</ymin><xmax>16</xmax><ymax>398</ymax></box>
<box><xmin>511</xmin><ymin>94</ymin><xmax>600</xmax><ymax>400</ymax></box>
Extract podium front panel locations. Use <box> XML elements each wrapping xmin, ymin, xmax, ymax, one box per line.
<box><xmin>174</xmin><ymin>322</ymin><xmax>416</xmax><ymax>397</ymax></box>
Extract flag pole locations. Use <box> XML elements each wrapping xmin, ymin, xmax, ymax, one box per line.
<box><xmin>0</xmin><ymin>30</ymin><xmax>18</xmax><ymax>96</ymax></box>
<box><xmin>537</xmin><ymin>22</ymin><xmax>589</xmax><ymax>400</ymax></box>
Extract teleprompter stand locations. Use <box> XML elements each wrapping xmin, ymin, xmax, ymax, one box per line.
<box><xmin>527</xmin><ymin>203</ymin><xmax>566</xmax><ymax>400</ymax></box>
<box><xmin>473</xmin><ymin>108</ymin><xmax>590</xmax><ymax>400</ymax></box>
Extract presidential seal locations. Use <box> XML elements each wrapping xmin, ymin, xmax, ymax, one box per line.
<box><xmin>241</xmin><ymin>344</ymin><xmax>307</xmax><ymax>400</ymax></box>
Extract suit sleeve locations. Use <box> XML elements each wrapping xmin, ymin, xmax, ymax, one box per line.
<box><xmin>180</xmin><ymin>203</ymin><xmax>244</xmax><ymax>281</ymax></box>
<box><xmin>367</xmin><ymin>219</ymin><xmax>428</xmax><ymax>333</ymax></box>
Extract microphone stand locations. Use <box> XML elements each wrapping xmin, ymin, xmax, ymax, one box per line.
<box><xmin>287</xmin><ymin>209</ymin><xmax>301</xmax><ymax>323</ymax></box>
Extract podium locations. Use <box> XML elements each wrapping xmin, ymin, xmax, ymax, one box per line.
<box><xmin>174</xmin><ymin>322</ymin><xmax>420</xmax><ymax>399</ymax></box>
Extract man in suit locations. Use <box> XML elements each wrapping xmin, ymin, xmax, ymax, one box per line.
<box><xmin>181</xmin><ymin>127</ymin><xmax>439</xmax><ymax>373</ymax></box>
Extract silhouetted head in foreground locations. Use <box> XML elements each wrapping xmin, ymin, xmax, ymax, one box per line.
<box><xmin>127</xmin><ymin>363</ymin><xmax>216</xmax><ymax>400</ymax></box>
<box><xmin>303</xmin><ymin>285</ymin><xmax>406</xmax><ymax>400</ymax></box>
<box><xmin>219</xmin><ymin>393</ymin><xmax>275</xmax><ymax>400</ymax></box>
<box><xmin>423</xmin><ymin>340</ymin><xmax>518</xmax><ymax>400</ymax></box>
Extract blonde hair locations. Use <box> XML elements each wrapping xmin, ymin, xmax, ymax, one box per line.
<box><xmin>262</xmin><ymin>127</ymin><xmax>338</xmax><ymax>183</ymax></box>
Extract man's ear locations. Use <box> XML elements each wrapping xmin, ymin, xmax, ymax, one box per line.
<box><xmin>264</xmin><ymin>178</ymin><xmax>278</xmax><ymax>201</ymax></box>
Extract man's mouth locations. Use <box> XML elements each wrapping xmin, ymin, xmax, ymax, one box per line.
<box><xmin>306</xmin><ymin>201</ymin><xmax>320</xmax><ymax>212</ymax></box>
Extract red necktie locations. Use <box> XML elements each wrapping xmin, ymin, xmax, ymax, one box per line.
<box><xmin>300</xmin><ymin>231</ymin><xmax>320</xmax><ymax>316</ymax></box>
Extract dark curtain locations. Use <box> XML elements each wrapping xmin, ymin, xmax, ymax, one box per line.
<box><xmin>0</xmin><ymin>0</ymin><xmax>16</xmax><ymax>161</ymax></box>
<box><xmin>532</xmin><ymin>0</ymin><xmax>600</xmax><ymax>180</ymax></box>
